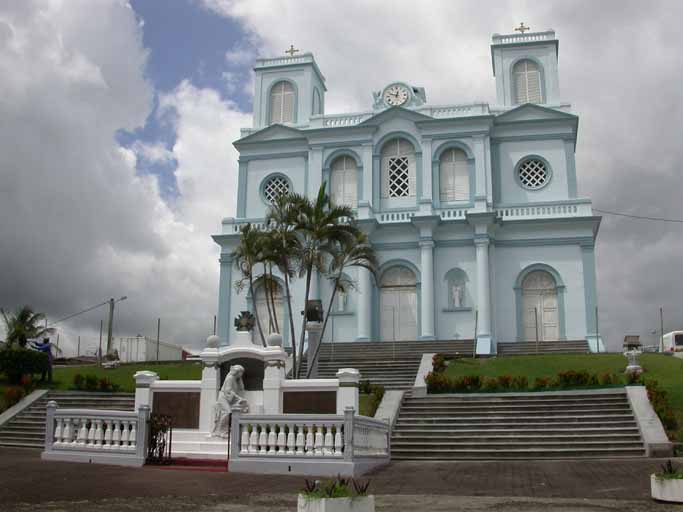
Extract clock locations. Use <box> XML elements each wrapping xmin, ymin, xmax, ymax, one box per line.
<box><xmin>383</xmin><ymin>84</ymin><xmax>410</xmax><ymax>107</ymax></box>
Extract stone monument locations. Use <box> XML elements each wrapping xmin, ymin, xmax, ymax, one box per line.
<box><xmin>211</xmin><ymin>364</ymin><xmax>249</xmax><ymax>438</ymax></box>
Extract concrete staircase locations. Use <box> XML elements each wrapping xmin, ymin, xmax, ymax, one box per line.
<box><xmin>497</xmin><ymin>340</ymin><xmax>590</xmax><ymax>356</ymax></box>
<box><xmin>297</xmin><ymin>340</ymin><xmax>474</xmax><ymax>389</ymax></box>
<box><xmin>391</xmin><ymin>390</ymin><xmax>646</xmax><ymax>460</ymax></box>
<box><xmin>0</xmin><ymin>391</ymin><xmax>135</xmax><ymax>449</ymax></box>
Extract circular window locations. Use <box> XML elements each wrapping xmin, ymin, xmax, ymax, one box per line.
<box><xmin>262</xmin><ymin>175</ymin><xmax>291</xmax><ymax>203</ymax></box>
<box><xmin>517</xmin><ymin>158</ymin><xmax>549</xmax><ymax>190</ymax></box>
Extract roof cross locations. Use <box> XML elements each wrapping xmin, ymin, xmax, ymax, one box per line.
<box><xmin>515</xmin><ymin>22</ymin><xmax>530</xmax><ymax>34</ymax></box>
<box><xmin>285</xmin><ymin>45</ymin><xmax>299</xmax><ymax>57</ymax></box>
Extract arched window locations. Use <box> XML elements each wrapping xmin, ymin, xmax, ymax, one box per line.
<box><xmin>445</xmin><ymin>268</ymin><xmax>469</xmax><ymax>309</ymax></box>
<box><xmin>513</xmin><ymin>59</ymin><xmax>543</xmax><ymax>104</ymax></box>
<box><xmin>269</xmin><ymin>81</ymin><xmax>295</xmax><ymax>124</ymax></box>
<box><xmin>381</xmin><ymin>139</ymin><xmax>416</xmax><ymax>199</ymax></box>
<box><xmin>312</xmin><ymin>88</ymin><xmax>322</xmax><ymax>116</ymax></box>
<box><xmin>439</xmin><ymin>148</ymin><xmax>469</xmax><ymax>202</ymax></box>
<box><xmin>329</xmin><ymin>155</ymin><xmax>357</xmax><ymax>207</ymax></box>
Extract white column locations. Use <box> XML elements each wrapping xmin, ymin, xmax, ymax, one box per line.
<box><xmin>356</xmin><ymin>267</ymin><xmax>372</xmax><ymax>341</ymax></box>
<box><xmin>133</xmin><ymin>371</ymin><xmax>158</xmax><ymax>411</ymax></box>
<box><xmin>199</xmin><ymin>362</ymin><xmax>220</xmax><ymax>432</ymax></box>
<box><xmin>336</xmin><ymin>368</ymin><xmax>360</xmax><ymax>415</ymax></box>
<box><xmin>419</xmin><ymin>240</ymin><xmax>435</xmax><ymax>339</ymax></box>
<box><xmin>475</xmin><ymin>237</ymin><xmax>492</xmax><ymax>354</ymax></box>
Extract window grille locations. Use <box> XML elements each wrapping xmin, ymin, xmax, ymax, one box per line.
<box><xmin>513</xmin><ymin>59</ymin><xmax>543</xmax><ymax>104</ymax></box>
<box><xmin>381</xmin><ymin>139</ymin><xmax>415</xmax><ymax>199</ymax></box>
<box><xmin>263</xmin><ymin>175</ymin><xmax>290</xmax><ymax>203</ymax></box>
<box><xmin>270</xmin><ymin>81</ymin><xmax>295</xmax><ymax>124</ymax></box>
<box><xmin>439</xmin><ymin>148</ymin><xmax>469</xmax><ymax>201</ymax></box>
<box><xmin>517</xmin><ymin>158</ymin><xmax>549</xmax><ymax>190</ymax></box>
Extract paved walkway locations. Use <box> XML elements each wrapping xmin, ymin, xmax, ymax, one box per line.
<box><xmin>0</xmin><ymin>448</ymin><xmax>679</xmax><ymax>511</ymax></box>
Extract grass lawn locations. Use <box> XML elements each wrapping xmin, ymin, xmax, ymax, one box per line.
<box><xmin>444</xmin><ymin>353</ymin><xmax>683</xmax><ymax>438</ymax></box>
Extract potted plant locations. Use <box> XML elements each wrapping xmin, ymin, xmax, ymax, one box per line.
<box><xmin>297</xmin><ymin>476</ymin><xmax>375</xmax><ymax>512</ymax></box>
<box><xmin>652</xmin><ymin>460</ymin><xmax>683</xmax><ymax>503</ymax></box>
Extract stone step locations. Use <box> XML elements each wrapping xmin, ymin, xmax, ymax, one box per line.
<box><xmin>391</xmin><ymin>440</ymin><xmax>644</xmax><ymax>450</ymax></box>
<box><xmin>394</xmin><ymin>419</ymin><xmax>639</xmax><ymax>429</ymax></box>
<box><xmin>392</xmin><ymin>427</ymin><xmax>641</xmax><ymax>436</ymax></box>
<box><xmin>398</xmin><ymin>409</ymin><xmax>633</xmax><ymax>419</ymax></box>
<box><xmin>0</xmin><ymin>440</ymin><xmax>43</xmax><ymax>449</ymax></box>
<box><xmin>391</xmin><ymin>447</ymin><xmax>646</xmax><ymax>460</ymax></box>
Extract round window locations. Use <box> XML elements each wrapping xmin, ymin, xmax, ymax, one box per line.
<box><xmin>517</xmin><ymin>158</ymin><xmax>549</xmax><ymax>190</ymax></box>
<box><xmin>262</xmin><ymin>175</ymin><xmax>291</xmax><ymax>203</ymax></box>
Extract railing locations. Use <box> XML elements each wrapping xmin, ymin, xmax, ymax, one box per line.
<box><xmin>229</xmin><ymin>408</ymin><xmax>390</xmax><ymax>476</ymax></box>
<box><xmin>492</xmin><ymin>30</ymin><xmax>556</xmax><ymax>45</ymax></box>
<box><xmin>322</xmin><ymin>114</ymin><xmax>371</xmax><ymax>127</ymax></box>
<box><xmin>438</xmin><ymin>207</ymin><xmax>469</xmax><ymax>220</ymax></box>
<box><xmin>377</xmin><ymin>211</ymin><xmax>416</xmax><ymax>223</ymax></box>
<box><xmin>255</xmin><ymin>54</ymin><xmax>314</xmax><ymax>68</ymax></box>
<box><xmin>42</xmin><ymin>401</ymin><xmax>149</xmax><ymax>466</ymax></box>
<box><xmin>419</xmin><ymin>103</ymin><xmax>489</xmax><ymax>118</ymax></box>
<box><xmin>496</xmin><ymin>201</ymin><xmax>592</xmax><ymax>220</ymax></box>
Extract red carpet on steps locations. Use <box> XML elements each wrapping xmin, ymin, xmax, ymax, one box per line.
<box><xmin>151</xmin><ymin>458</ymin><xmax>228</xmax><ymax>472</ymax></box>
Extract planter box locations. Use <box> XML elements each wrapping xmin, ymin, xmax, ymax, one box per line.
<box><xmin>297</xmin><ymin>495</ymin><xmax>375</xmax><ymax>512</ymax></box>
<box><xmin>651</xmin><ymin>474</ymin><xmax>683</xmax><ymax>503</ymax></box>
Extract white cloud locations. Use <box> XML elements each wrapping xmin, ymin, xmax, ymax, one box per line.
<box><xmin>132</xmin><ymin>141</ymin><xmax>176</xmax><ymax>165</ymax></box>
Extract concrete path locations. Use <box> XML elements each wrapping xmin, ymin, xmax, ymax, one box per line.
<box><xmin>0</xmin><ymin>448</ymin><xmax>678</xmax><ymax>511</ymax></box>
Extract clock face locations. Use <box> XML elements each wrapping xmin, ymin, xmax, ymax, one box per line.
<box><xmin>383</xmin><ymin>84</ymin><xmax>410</xmax><ymax>107</ymax></box>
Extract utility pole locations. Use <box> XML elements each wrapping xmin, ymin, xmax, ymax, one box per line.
<box><xmin>156</xmin><ymin>317</ymin><xmax>161</xmax><ymax>362</ymax></box>
<box><xmin>98</xmin><ymin>319</ymin><xmax>103</xmax><ymax>363</ymax></box>
<box><xmin>595</xmin><ymin>306</ymin><xmax>600</xmax><ymax>353</ymax></box>
<box><xmin>77</xmin><ymin>336</ymin><xmax>80</xmax><ymax>357</ymax></box>
<box><xmin>660</xmin><ymin>307</ymin><xmax>665</xmax><ymax>352</ymax></box>
<box><xmin>213</xmin><ymin>315</ymin><xmax>217</xmax><ymax>335</ymax></box>
<box><xmin>106</xmin><ymin>298</ymin><xmax>115</xmax><ymax>356</ymax></box>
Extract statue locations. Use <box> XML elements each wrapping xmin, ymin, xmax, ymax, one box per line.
<box><xmin>211</xmin><ymin>364</ymin><xmax>249</xmax><ymax>438</ymax></box>
<box><xmin>624</xmin><ymin>348</ymin><xmax>643</xmax><ymax>376</ymax></box>
<box><xmin>451</xmin><ymin>283</ymin><xmax>464</xmax><ymax>308</ymax></box>
<box><xmin>234</xmin><ymin>311</ymin><xmax>255</xmax><ymax>332</ymax></box>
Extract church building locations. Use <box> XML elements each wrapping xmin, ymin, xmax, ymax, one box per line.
<box><xmin>213</xmin><ymin>29</ymin><xmax>603</xmax><ymax>355</ymax></box>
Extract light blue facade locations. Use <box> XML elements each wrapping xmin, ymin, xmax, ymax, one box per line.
<box><xmin>213</xmin><ymin>31</ymin><xmax>603</xmax><ymax>354</ymax></box>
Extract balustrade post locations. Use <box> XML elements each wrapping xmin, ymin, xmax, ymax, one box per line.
<box><xmin>44</xmin><ymin>400</ymin><xmax>57</xmax><ymax>452</ymax></box>
<box><xmin>344</xmin><ymin>407</ymin><xmax>354</xmax><ymax>462</ymax></box>
<box><xmin>136</xmin><ymin>405</ymin><xmax>150</xmax><ymax>460</ymax></box>
<box><xmin>230</xmin><ymin>409</ymin><xmax>242</xmax><ymax>459</ymax></box>
<box><xmin>314</xmin><ymin>425</ymin><xmax>324</xmax><ymax>456</ymax></box>
<box><xmin>249</xmin><ymin>424</ymin><xmax>258</xmax><ymax>454</ymax></box>
<box><xmin>63</xmin><ymin>418</ymin><xmax>73</xmax><ymax>445</ymax></box>
<box><xmin>277</xmin><ymin>424</ymin><xmax>287</xmax><ymax>455</ymax></box>
<box><xmin>305</xmin><ymin>424</ymin><xmax>314</xmax><ymax>456</ymax></box>
<box><xmin>267</xmin><ymin>423</ymin><xmax>277</xmax><ymax>453</ymax></box>
<box><xmin>286</xmin><ymin>424</ymin><xmax>296</xmax><ymax>455</ymax></box>
<box><xmin>323</xmin><ymin>425</ymin><xmax>333</xmax><ymax>456</ymax></box>
<box><xmin>334</xmin><ymin>425</ymin><xmax>343</xmax><ymax>457</ymax></box>
<box><xmin>258</xmin><ymin>424</ymin><xmax>268</xmax><ymax>454</ymax></box>
<box><xmin>295</xmin><ymin>424</ymin><xmax>305</xmax><ymax>455</ymax></box>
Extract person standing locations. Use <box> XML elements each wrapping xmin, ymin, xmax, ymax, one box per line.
<box><xmin>30</xmin><ymin>337</ymin><xmax>53</xmax><ymax>383</ymax></box>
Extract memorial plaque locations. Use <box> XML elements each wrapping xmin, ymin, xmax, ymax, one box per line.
<box><xmin>283</xmin><ymin>391</ymin><xmax>336</xmax><ymax>414</ymax></box>
<box><xmin>152</xmin><ymin>391</ymin><xmax>200</xmax><ymax>429</ymax></box>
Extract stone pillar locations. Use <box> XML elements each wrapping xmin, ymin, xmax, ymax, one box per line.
<box><xmin>216</xmin><ymin>254</ymin><xmax>233</xmax><ymax>346</ymax></box>
<box><xmin>134</xmin><ymin>371</ymin><xmax>158</xmax><ymax>412</ymax></box>
<box><xmin>263</xmin><ymin>355</ymin><xmax>285</xmax><ymax>414</ymax></box>
<box><xmin>475</xmin><ymin>237</ymin><xmax>492</xmax><ymax>354</ymax></box>
<box><xmin>199</xmin><ymin>363</ymin><xmax>220</xmax><ymax>432</ymax></box>
<box><xmin>306</xmin><ymin>321</ymin><xmax>323</xmax><ymax>378</ymax></box>
<box><xmin>336</xmin><ymin>368</ymin><xmax>360</xmax><ymax>415</ymax></box>
<box><xmin>419</xmin><ymin>240</ymin><xmax>435</xmax><ymax>340</ymax></box>
<box><xmin>356</xmin><ymin>267</ymin><xmax>372</xmax><ymax>341</ymax></box>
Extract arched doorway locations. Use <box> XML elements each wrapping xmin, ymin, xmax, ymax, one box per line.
<box><xmin>380</xmin><ymin>266</ymin><xmax>417</xmax><ymax>341</ymax></box>
<box><xmin>522</xmin><ymin>270</ymin><xmax>559</xmax><ymax>341</ymax></box>
<box><xmin>254</xmin><ymin>279</ymin><xmax>284</xmax><ymax>336</ymax></box>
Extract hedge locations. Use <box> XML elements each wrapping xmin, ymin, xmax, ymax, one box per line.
<box><xmin>0</xmin><ymin>348</ymin><xmax>49</xmax><ymax>384</ymax></box>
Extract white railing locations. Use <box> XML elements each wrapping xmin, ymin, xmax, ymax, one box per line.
<box><xmin>322</xmin><ymin>114</ymin><xmax>371</xmax><ymax>127</ymax></box>
<box><xmin>255</xmin><ymin>54</ymin><xmax>314</xmax><ymax>68</ymax></box>
<box><xmin>229</xmin><ymin>408</ymin><xmax>390</xmax><ymax>476</ymax></box>
<box><xmin>492</xmin><ymin>30</ymin><xmax>556</xmax><ymax>45</ymax></box>
<box><xmin>419</xmin><ymin>103</ymin><xmax>489</xmax><ymax>118</ymax></box>
<box><xmin>438</xmin><ymin>207</ymin><xmax>469</xmax><ymax>220</ymax></box>
<box><xmin>42</xmin><ymin>401</ymin><xmax>149</xmax><ymax>467</ymax></box>
<box><xmin>377</xmin><ymin>211</ymin><xmax>416</xmax><ymax>223</ymax></box>
<box><xmin>496</xmin><ymin>201</ymin><xmax>592</xmax><ymax>220</ymax></box>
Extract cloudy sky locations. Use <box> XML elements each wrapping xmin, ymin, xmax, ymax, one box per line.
<box><xmin>1</xmin><ymin>0</ymin><xmax>682</xmax><ymax>355</ymax></box>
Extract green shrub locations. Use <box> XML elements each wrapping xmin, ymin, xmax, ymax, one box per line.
<box><xmin>3</xmin><ymin>386</ymin><xmax>26</xmax><ymax>408</ymax></box>
<box><xmin>425</xmin><ymin>371</ymin><xmax>451</xmax><ymax>393</ymax></box>
<box><xmin>368</xmin><ymin>384</ymin><xmax>385</xmax><ymax>415</ymax></box>
<box><xmin>85</xmin><ymin>375</ymin><xmax>98</xmax><ymax>391</ymax></box>
<box><xmin>645</xmin><ymin>379</ymin><xmax>678</xmax><ymax>432</ymax></box>
<box><xmin>496</xmin><ymin>375</ymin><xmax>513</xmax><ymax>390</ymax></box>
<box><xmin>481</xmin><ymin>376</ymin><xmax>498</xmax><ymax>391</ymax></box>
<box><xmin>0</xmin><ymin>348</ymin><xmax>48</xmax><ymax>384</ymax></box>
<box><xmin>72</xmin><ymin>374</ymin><xmax>85</xmax><ymax>390</ymax></box>
<box><xmin>534</xmin><ymin>377</ymin><xmax>551</xmax><ymax>389</ymax></box>
<box><xmin>512</xmin><ymin>375</ymin><xmax>529</xmax><ymax>390</ymax></box>
<box><xmin>432</xmin><ymin>354</ymin><xmax>447</xmax><ymax>374</ymax></box>
<box><xmin>556</xmin><ymin>370</ymin><xmax>592</xmax><ymax>388</ymax></box>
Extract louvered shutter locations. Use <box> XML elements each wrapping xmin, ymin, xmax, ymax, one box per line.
<box><xmin>526</xmin><ymin>70</ymin><xmax>542</xmax><ymax>103</ymax></box>
<box><xmin>270</xmin><ymin>84</ymin><xmax>283</xmax><ymax>124</ymax></box>
<box><xmin>281</xmin><ymin>83</ymin><xmax>294</xmax><ymax>123</ymax></box>
<box><xmin>452</xmin><ymin>151</ymin><xmax>469</xmax><ymax>200</ymax></box>
<box><xmin>330</xmin><ymin>167</ymin><xmax>343</xmax><ymax>205</ymax></box>
<box><xmin>514</xmin><ymin>71</ymin><xmax>528</xmax><ymax>104</ymax></box>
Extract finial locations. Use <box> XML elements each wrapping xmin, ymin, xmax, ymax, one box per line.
<box><xmin>285</xmin><ymin>44</ymin><xmax>299</xmax><ymax>57</ymax></box>
<box><xmin>515</xmin><ymin>22</ymin><xmax>530</xmax><ymax>34</ymax></box>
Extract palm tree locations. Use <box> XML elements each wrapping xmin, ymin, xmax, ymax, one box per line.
<box><xmin>306</xmin><ymin>231</ymin><xmax>377</xmax><ymax>378</ymax></box>
<box><xmin>1</xmin><ymin>305</ymin><xmax>55</xmax><ymax>348</ymax></box>
<box><xmin>265</xmin><ymin>192</ymin><xmax>302</xmax><ymax>376</ymax></box>
<box><xmin>232</xmin><ymin>223</ymin><xmax>267</xmax><ymax>347</ymax></box>
<box><xmin>293</xmin><ymin>183</ymin><xmax>356</xmax><ymax>378</ymax></box>
<box><xmin>260</xmin><ymin>233</ymin><xmax>282</xmax><ymax>334</ymax></box>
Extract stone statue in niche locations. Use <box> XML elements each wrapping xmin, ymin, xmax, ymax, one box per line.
<box><xmin>451</xmin><ymin>283</ymin><xmax>465</xmax><ymax>308</ymax></box>
<box><xmin>211</xmin><ymin>364</ymin><xmax>249</xmax><ymax>438</ymax></box>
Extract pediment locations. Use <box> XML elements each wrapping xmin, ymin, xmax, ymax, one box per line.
<box><xmin>234</xmin><ymin>124</ymin><xmax>306</xmax><ymax>146</ymax></box>
<box><xmin>495</xmin><ymin>104</ymin><xmax>577</xmax><ymax>124</ymax></box>
<box><xmin>358</xmin><ymin>106</ymin><xmax>433</xmax><ymax>127</ymax></box>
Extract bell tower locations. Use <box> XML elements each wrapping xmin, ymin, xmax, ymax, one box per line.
<box><xmin>252</xmin><ymin>47</ymin><xmax>326</xmax><ymax>129</ymax></box>
<box><xmin>491</xmin><ymin>26</ymin><xmax>560</xmax><ymax>107</ymax></box>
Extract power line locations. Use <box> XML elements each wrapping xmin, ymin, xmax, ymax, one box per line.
<box><xmin>49</xmin><ymin>296</ymin><xmax>126</xmax><ymax>327</ymax></box>
<box><xmin>594</xmin><ymin>208</ymin><xmax>683</xmax><ymax>224</ymax></box>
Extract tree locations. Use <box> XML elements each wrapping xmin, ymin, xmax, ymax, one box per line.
<box><xmin>232</xmin><ymin>223</ymin><xmax>267</xmax><ymax>347</ymax></box>
<box><xmin>265</xmin><ymin>192</ymin><xmax>302</xmax><ymax>376</ymax></box>
<box><xmin>306</xmin><ymin>230</ymin><xmax>377</xmax><ymax>378</ymax></box>
<box><xmin>1</xmin><ymin>305</ymin><xmax>54</xmax><ymax>348</ymax></box>
<box><xmin>292</xmin><ymin>183</ymin><xmax>355</xmax><ymax>378</ymax></box>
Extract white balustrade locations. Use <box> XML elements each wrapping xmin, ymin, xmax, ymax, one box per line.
<box><xmin>495</xmin><ymin>201</ymin><xmax>592</xmax><ymax>220</ymax></box>
<box><xmin>492</xmin><ymin>31</ymin><xmax>555</xmax><ymax>45</ymax></box>
<box><xmin>43</xmin><ymin>401</ymin><xmax>148</xmax><ymax>466</ymax></box>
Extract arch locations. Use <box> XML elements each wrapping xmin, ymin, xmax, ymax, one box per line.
<box><xmin>266</xmin><ymin>79</ymin><xmax>298</xmax><ymax>124</ymax></box>
<box><xmin>374</xmin><ymin>130</ymin><xmax>421</xmax><ymax>157</ymax></box>
<box><xmin>378</xmin><ymin>262</ymin><xmax>419</xmax><ymax>341</ymax></box>
<box><xmin>510</xmin><ymin>57</ymin><xmax>545</xmax><ymax>104</ymax></box>
<box><xmin>247</xmin><ymin>275</ymin><xmax>291</xmax><ymax>347</ymax></box>
<box><xmin>444</xmin><ymin>268</ymin><xmax>470</xmax><ymax>309</ymax></box>
<box><xmin>514</xmin><ymin>263</ymin><xmax>566</xmax><ymax>342</ymax></box>
<box><xmin>323</xmin><ymin>148</ymin><xmax>363</xmax><ymax>170</ymax></box>
<box><xmin>312</xmin><ymin>87</ymin><xmax>322</xmax><ymax>116</ymax></box>
<box><xmin>378</xmin><ymin>259</ymin><xmax>421</xmax><ymax>285</ymax></box>
<box><xmin>432</xmin><ymin>140</ymin><xmax>475</xmax><ymax>161</ymax></box>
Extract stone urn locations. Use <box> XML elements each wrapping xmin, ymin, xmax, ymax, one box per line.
<box><xmin>267</xmin><ymin>332</ymin><xmax>283</xmax><ymax>348</ymax></box>
<box><xmin>206</xmin><ymin>335</ymin><xmax>220</xmax><ymax>348</ymax></box>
